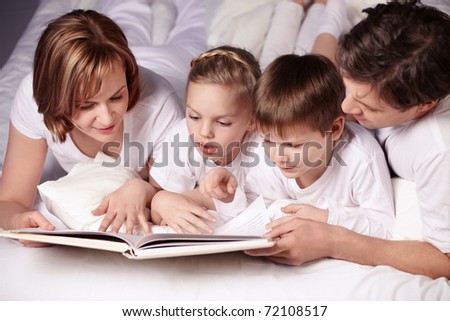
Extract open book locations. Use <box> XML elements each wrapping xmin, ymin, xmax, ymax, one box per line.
<box><xmin>0</xmin><ymin>196</ymin><xmax>274</xmax><ymax>259</ymax></box>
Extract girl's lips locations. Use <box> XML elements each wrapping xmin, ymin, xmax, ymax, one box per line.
<box><xmin>198</xmin><ymin>142</ymin><xmax>218</xmax><ymax>154</ymax></box>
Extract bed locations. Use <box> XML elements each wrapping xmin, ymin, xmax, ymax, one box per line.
<box><xmin>0</xmin><ymin>0</ymin><xmax>449</xmax><ymax>301</ymax></box>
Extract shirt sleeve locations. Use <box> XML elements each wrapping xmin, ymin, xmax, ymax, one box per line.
<box><xmin>415</xmin><ymin>150</ymin><xmax>450</xmax><ymax>253</ymax></box>
<box><xmin>326</xmin><ymin>152</ymin><xmax>396</xmax><ymax>239</ymax></box>
<box><xmin>10</xmin><ymin>73</ymin><xmax>45</xmax><ymax>140</ymax></box>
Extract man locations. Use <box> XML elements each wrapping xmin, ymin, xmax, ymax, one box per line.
<box><xmin>246</xmin><ymin>1</ymin><xmax>450</xmax><ymax>279</ymax></box>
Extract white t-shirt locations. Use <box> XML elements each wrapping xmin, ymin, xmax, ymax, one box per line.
<box><xmin>10</xmin><ymin>66</ymin><xmax>183</xmax><ymax>173</ymax></box>
<box><xmin>150</xmin><ymin>118</ymin><xmax>260</xmax><ymax>218</ymax></box>
<box><xmin>246</xmin><ymin>122</ymin><xmax>395</xmax><ymax>239</ymax></box>
<box><xmin>376</xmin><ymin>95</ymin><xmax>450</xmax><ymax>253</ymax></box>
<box><xmin>150</xmin><ymin>118</ymin><xmax>261</xmax><ymax>190</ymax></box>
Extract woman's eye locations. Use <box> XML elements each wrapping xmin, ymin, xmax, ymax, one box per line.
<box><xmin>188</xmin><ymin>114</ymin><xmax>199</xmax><ymax>120</ymax></box>
<box><xmin>79</xmin><ymin>104</ymin><xmax>94</xmax><ymax>110</ymax></box>
<box><xmin>110</xmin><ymin>95</ymin><xmax>122</xmax><ymax>101</ymax></box>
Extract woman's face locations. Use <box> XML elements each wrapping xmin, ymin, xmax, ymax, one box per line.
<box><xmin>71</xmin><ymin>64</ymin><xmax>129</xmax><ymax>144</ymax></box>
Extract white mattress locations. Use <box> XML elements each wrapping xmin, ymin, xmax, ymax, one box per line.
<box><xmin>0</xmin><ymin>0</ymin><xmax>449</xmax><ymax>301</ymax></box>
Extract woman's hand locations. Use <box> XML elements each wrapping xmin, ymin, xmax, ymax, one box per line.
<box><xmin>151</xmin><ymin>190</ymin><xmax>216</xmax><ymax>234</ymax></box>
<box><xmin>14</xmin><ymin>210</ymin><xmax>56</xmax><ymax>247</ymax></box>
<box><xmin>91</xmin><ymin>178</ymin><xmax>155</xmax><ymax>234</ymax></box>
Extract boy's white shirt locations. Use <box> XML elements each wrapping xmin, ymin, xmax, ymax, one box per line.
<box><xmin>241</xmin><ymin>122</ymin><xmax>395</xmax><ymax>239</ymax></box>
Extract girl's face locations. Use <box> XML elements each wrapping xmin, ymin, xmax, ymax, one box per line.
<box><xmin>71</xmin><ymin>64</ymin><xmax>129</xmax><ymax>144</ymax></box>
<box><xmin>185</xmin><ymin>82</ymin><xmax>254</xmax><ymax>166</ymax></box>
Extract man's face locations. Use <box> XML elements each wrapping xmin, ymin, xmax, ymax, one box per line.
<box><xmin>342</xmin><ymin>77</ymin><xmax>423</xmax><ymax>129</ymax></box>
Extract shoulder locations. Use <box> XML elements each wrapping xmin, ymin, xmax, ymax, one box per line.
<box><xmin>339</xmin><ymin>122</ymin><xmax>384</xmax><ymax>161</ymax></box>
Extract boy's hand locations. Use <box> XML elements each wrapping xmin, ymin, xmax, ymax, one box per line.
<box><xmin>151</xmin><ymin>191</ymin><xmax>216</xmax><ymax>234</ymax></box>
<box><xmin>199</xmin><ymin>168</ymin><xmax>237</xmax><ymax>203</ymax></box>
<box><xmin>281</xmin><ymin>203</ymin><xmax>329</xmax><ymax>223</ymax></box>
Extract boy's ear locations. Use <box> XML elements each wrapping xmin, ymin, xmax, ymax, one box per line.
<box><xmin>330</xmin><ymin>116</ymin><xmax>345</xmax><ymax>141</ymax></box>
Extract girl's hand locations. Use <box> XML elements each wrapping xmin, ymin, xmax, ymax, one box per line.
<box><xmin>281</xmin><ymin>203</ymin><xmax>329</xmax><ymax>223</ymax></box>
<box><xmin>91</xmin><ymin>178</ymin><xmax>154</xmax><ymax>234</ymax></box>
<box><xmin>151</xmin><ymin>191</ymin><xmax>216</xmax><ymax>234</ymax></box>
<box><xmin>199</xmin><ymin>168</ymin><xmax>237</xmax><ymax>203</ymax></box>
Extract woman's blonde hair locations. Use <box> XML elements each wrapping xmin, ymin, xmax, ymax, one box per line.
<box><xmin>188</xmin><ymin>45</ymin><xmax>261</xmax><ymax>110</ymax></box>
<box><xmin>33</xmin><ymin>9</ymin><xmax>140</xmax><ymax>142</ymax></box>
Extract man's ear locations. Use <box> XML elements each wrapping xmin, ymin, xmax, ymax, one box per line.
<box><xmin>417</xmin><ymin>99</ymin><xmax>439</xmax><ymax>114</ymax></box>
<box><xmin>330</xmin><ymin>116</ymin><xmax>345</xmax><ymax>142</ymax></box>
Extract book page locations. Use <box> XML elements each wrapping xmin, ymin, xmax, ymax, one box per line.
<box><xmin>214</xmin><ymin>196</ymin><xmax>270</xmax><ymax>236</ymax></box>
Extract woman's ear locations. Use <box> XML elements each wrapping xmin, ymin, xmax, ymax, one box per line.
<box><xmin>330</xmin><ymin>116</ymin><xmax>345</xmax><ymax>142</ymax></box>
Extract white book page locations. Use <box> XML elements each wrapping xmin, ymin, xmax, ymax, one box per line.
<box><xmin>214</xmin><ymin>196</ymin><xmax>270</xmax><ymax>236</ymax></box>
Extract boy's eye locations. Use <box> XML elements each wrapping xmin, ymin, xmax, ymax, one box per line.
<box><xmin>286</xmin><ymin>143</ymin><xmax>303</xmax><ymax>148</ymax></box>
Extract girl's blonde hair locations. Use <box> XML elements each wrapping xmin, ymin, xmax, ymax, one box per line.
<box><xmin>188</xmin><ymin>45</ymin><xmax>261</xmax><ymax>109</ymax></box>
<box><xmin>33</xmin><ymin>9</ymin><xmax>140</xmax><ymax>142</ymax></box>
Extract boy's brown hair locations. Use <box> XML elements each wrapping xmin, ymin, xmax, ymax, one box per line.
<box><xmin>254</xmin><ymin>54</ymin><xmax>345</xmax><ymax>138</ymax></box>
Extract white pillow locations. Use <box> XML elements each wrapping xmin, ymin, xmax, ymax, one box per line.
<box><xmin>37</xmin><ymin>153</ymin><xmax>139</xmax><ymax>232</ymax></box>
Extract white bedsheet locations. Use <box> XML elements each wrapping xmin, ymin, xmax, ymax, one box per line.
<box><xmin>0</xmin><ymin>0</ymin><xmax>449</xmax><ymax>301</ymax></box>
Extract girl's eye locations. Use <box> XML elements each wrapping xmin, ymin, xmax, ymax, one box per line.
<box><xmin>217</xmin><ymin>121</ymin><xmax>231</xmax><ymax>127</ymax></box>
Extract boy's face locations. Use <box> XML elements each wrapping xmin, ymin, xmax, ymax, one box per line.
<box><xmin>185</xmin><ymin>82</ymin><xmax>254</xmax><ymax>166</ymax></box>
<box><xmin>262</xmin><ymin>124</ymin><xmax>334</xmax><ymax>187</ymax></box>
<box><xmin>342</xmin><ymin>77</ymin><xmax>424</xmax><ymax>129</ymax></box>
